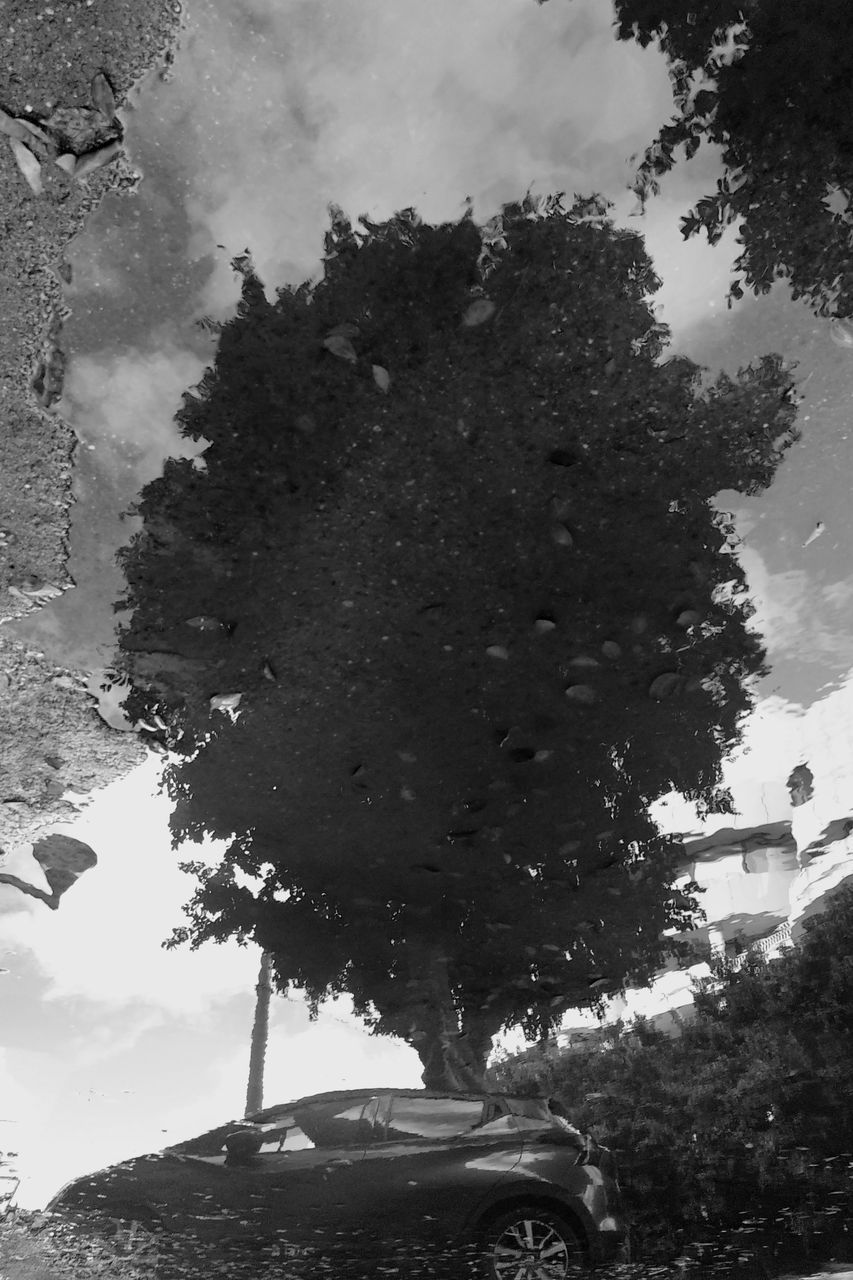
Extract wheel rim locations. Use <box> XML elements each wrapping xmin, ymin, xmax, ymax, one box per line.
<box><xmin>491</xmin><ymin>1215</ymin><xmax>579</xmax><ymax>1280</ymax></box>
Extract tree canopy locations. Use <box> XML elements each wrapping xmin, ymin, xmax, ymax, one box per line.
<box><xmin>613</xmin><ymin>0</ymin><xmax>853</xmax><ymax>316</ymax></box>
<box><xmin>115</xmin><ymin>191</ymin><xmax>798</xmax><ymax>1087</ymax></box>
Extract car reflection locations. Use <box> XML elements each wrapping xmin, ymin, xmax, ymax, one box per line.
<box><xmin>45</xmin><ymin>1086</ymin><xmax>629</xmax><ymax>1278</ymax></box>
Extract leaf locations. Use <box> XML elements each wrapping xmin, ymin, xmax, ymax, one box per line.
<box><xmin>8</xmin><ymin>137</ymin><xmax>42</xmax><ymax>194</ymax></box>
<box><xmin>8</xmin><ymin>581</ymin><xmax>62</xmax><ymax>602</ymax></box>
<box><xmin>185</xmin><ymin>615</ymin><xmax>227</xmax><ymax>631</ymax></box>
<box><xmin>565</xmin><ymin>684</ymin><xmax>597</xmax><ymax>705</ymax></box>
<box><xmin>54</xmin><ymin>153</ymin><xmax>77</xmax><ymax>175</ymax></box>
<box><xmin>461</xmin><ymin>298</ymin><xmax>496</xmax><ymax>327</ymax></box>
<box><xmin>91</xmin><ymin>71</ymin><xmax>117</xmax><ymax>120</ymax></box>
<box><xmin>0</xmin><ymin>110</ymin><xmax>49</xmax><ymax>148</ymax></box>
<box><xmin>551</xmin><ymin>523</ymin><xmax>574</xmax><ymax>548</ymax></box>
<box><xmin>0</xmin><ymin>106</ymin><xmax>28</xmax><ymax>141</ymax></box>
<box><xmin>73</xmin><ymin>140</ymin><xmax>121</xmax><ymax>180</ymax></box>
<box><xmin>649</xmin><ymin>672</ymin><xmax>682</xmax><ymax>700</ymax></box>
<box><xmin>327</xmin><ymin>322</ymin><xmax>360</xmax><ymax>339</ymax></box>
<box><xmin>323</xmin><ymin>333</ymin><xmax>357</xmax><ymax>363</ymax></box>
<box><xmin>210</xmin><ymin>692</ymin><xmax>243</xmax><ymax>713</ymax></box>
<box><xmin>486</xmin><ymin>645</ymin><xmax>509</xmax><ymax>660</ymax></box>
<box><xmin>676</xmin><ymin>610</ymin><xmax>700</xmax><ymax>629</ymax></box>
<box><xmin>830</xmin><ymin>319</ymin><xmax>853</xmax><ymax>349</ymax></box>
<box><xmin>569</xmin><ymin>655</ymin><xmax>600</xmax><ymax>669</ymax></box>
<box><xmin>601</xmin><ymin>640</ymin><xmax>622</xmax><ymax>659</ymax></box>
<box><xmin>372</xmin><ymin>364</ymin><xmax>391</xmax><ymax>392</ymax></box>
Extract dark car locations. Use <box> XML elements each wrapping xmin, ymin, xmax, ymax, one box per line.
<box><xmin>46</xmin><ymin>1087</ymin><xmax>629</xmax><ymax>1278</ymax></box>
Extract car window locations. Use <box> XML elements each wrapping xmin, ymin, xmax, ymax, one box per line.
<box><xmin>291</xmin><ymin>1097</ymin><xmax>376</xmax><ymax>1148</ymax></box>
<box><xmin>384</xmin><ymin>1097</ymin><xmax>485</xmax><ymax>1140</ymax></box>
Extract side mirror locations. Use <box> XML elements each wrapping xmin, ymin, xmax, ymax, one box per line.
<box><xmin>224</xmin><ymin>1128</ymin><xmax>264</xmax><ymax>1163</ymax></box>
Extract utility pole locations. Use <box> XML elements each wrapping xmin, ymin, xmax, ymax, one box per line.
<box><xmin>245</xmin><ymin>951</ymin><xmax>273</xmax><ymax>1117</ymax></box>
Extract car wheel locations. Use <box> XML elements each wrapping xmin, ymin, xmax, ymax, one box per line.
<box><xmin>479</xmin><ymin>1206</ymin><xmax>588</xmax><ymax>1280</ymax></box>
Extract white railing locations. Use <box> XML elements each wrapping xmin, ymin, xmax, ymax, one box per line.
<box><xmin>725</xmin><ymin>920</ymin><xmax>793</xmax><ymax>972</ymax></box>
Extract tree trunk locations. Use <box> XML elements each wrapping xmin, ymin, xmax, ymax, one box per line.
<box><xmin>403</xmin><ymin>945</ymin><xmax>498</xmax><ymax>1091</ymax></box>
<box><xmin>245</xmin><ymin>951</ymin><xmax>273</xmax><ymax>1117</ymax></box>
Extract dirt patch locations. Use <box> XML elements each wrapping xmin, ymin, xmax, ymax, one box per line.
<box><xmin>0</xmin><ymin>0</ymin><xmax>182</xmax><ymax>854</ymax></box>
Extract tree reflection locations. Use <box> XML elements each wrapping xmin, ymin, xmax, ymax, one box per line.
<box><xmin>613</xmin><ymin>0</ymin><xmax>853</xmax><ymax>317</ymax></box>
<box><xmin>115</xmin><ymin>192</ymin><xmax>799</xmax><ymax>1089</ymax></box>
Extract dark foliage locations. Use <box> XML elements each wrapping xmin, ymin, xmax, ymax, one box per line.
<box><xmin>116</xmin><ymin>192</ymin><xmax>798</xmax><ymax>1086</ymax></box>
<box><xmin>614</xmin><ymin>0</ymin><xmax>853</xmax><ymax>316</ymax></box>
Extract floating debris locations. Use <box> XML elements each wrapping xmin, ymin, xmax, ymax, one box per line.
<box><xmin>209</xmin><ymin>692</ymin><xmax>243</xmax><ymax>715</ymax></box>
<box><xmin>649</xmin><ymin>672</ymin><xmax>682</xmax><ymax>700</ymax></box>
<box><xmin>461</xmin><ymin>297</ymin><xmax>496</xmax><ymax>327</ymax></box>
<box><xmin>676</xmin><ymin>609</ymin><xmax>701</xmax><ymax>629</ymax></box>
<box><xmin>830</xmin><ymin>318</ymin><xmax>853</xmax><ymax>349</ymax></box>
<box><xmin>294</xmin><ymin>413</ymin><xmax>316</xmax><ymax>435</ymax></box>
<box><xmin>588</xmin><ymin>976</ymin><xmax>614</xmax><ymax>992</ymax></box>
<box><xmin>802</xmin><ymin>521</ymin><xmax>825</xmax><ymax>548</ymax></box>
<box><xmin>565</xmin><ymin>684</ymin><xmax>597</xmax><ymax>704</ymax></box>
<box><xmin>262</xmin><ymin>660</ymin><xmax>277</xmax><ymax>682</ymax></box>
<box><xmin>533</xmin><ymin>615</ymin><xmax>556</xmax><ymax>635</ymax></box>
<box><xmin>372</xmin><ymin>364</ymin><xmax>391</xmax><ymax>392</ymax></box>
<box><xmin>323</xmin><ymin>333</ymin><xmax>357</xmax><ymax>363</ymax></box>
<box><xmin>551</xmin><ymin>523</ymin><xmax>574</xmax><ymax>547</ymax></box>
<box><xmin>185</xmin><ymin>615</ymin><xmax>227</xmax><ymax>632</ymax></box>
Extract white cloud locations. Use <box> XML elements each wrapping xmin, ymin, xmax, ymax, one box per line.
<box><xmin>148</xmin><ymin>0</ymin><xmax>679</xmax><ymax>313</ymax></box>
<box><xmin>738</xmin><ymin>544</ymin><xmax>853</xmax><ymax>666</ymax></box>
<box><xmin>64</xmin><ymin>338</ymin><xmax>207</xmax><ymax>483</ymax></box>
<box><xmin>0</xmin><ymin>757</ymin><xmax>257</xmax><ymax>1015</ymax></box>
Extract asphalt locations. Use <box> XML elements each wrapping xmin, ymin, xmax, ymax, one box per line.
<box><xmin>0</xmin><ymin>1</ymin><xmax>182</xmax><ymax>856</ymax></box>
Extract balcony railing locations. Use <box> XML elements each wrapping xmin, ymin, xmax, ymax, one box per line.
<box><xmin>723</xmin><ymin>919</ymin><xmax>793</xmax><ymax>972</ymax></box>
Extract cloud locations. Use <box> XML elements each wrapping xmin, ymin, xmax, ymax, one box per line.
<box><xmin>64</xmin><ymin>337</ymin><xmax>207</xmax><ymax>482</ymax></box>
<box><xmin>145</xmin><ymin>0</ymin><xmax>680</xmax><ymax>314</ymax></box>
<box><xmin>739</xmin><ymin>544</ymin><xmax>853</xmax><ymax>666</ymax></box>
<box><xmin>0</xmin><ymin>757</ymin><xmax>258</xmax><ymax>1015</ymax></box>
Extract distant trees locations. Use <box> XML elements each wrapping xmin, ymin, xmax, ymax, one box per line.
<box><xmin>488</xmin><ymin>881</ymin><xmax>853</xmax><ymax>1266</ymax></box>
<box><xmin>116</xmin><ymin>191</ymin><xmax>797</xmax><ymax>1088</ymax></box>
<box><xmin>610</xmin><ymin>0</ymin><xmax>853</xmax><ymax>317</ymax></box>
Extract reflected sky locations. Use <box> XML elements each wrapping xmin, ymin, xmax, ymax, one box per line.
<box><xmin>3</xmin><ymin>0</ymin><xmax>853</xmax><ymax>1212</ymax></box>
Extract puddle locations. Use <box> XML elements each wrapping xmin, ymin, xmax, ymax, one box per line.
<box><xmin>2</xmin><ymin>1</ymin><xmax>853</xmax><ymax>1261</ymax></box>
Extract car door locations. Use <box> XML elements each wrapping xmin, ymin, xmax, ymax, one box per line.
<box><xmin>353</xmin><ymin>1094</ymin><xmax>526</xmax><ymax>1266</ymax></box>
<box><xmin>239</xmin><ymin>1096</ymin><xmax>374</xmax><ymax>1263</ymax></box>
<box><xmin>165</xmin><ymin>1099</ymin><xmax>372</xmax><ymax>1269</ymax></box>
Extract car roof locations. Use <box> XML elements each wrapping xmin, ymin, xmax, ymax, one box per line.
<box><xmin>248</xmin><ymin>1086</ymin><xmax>544</xmax><ymax>1122</ymax></box>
